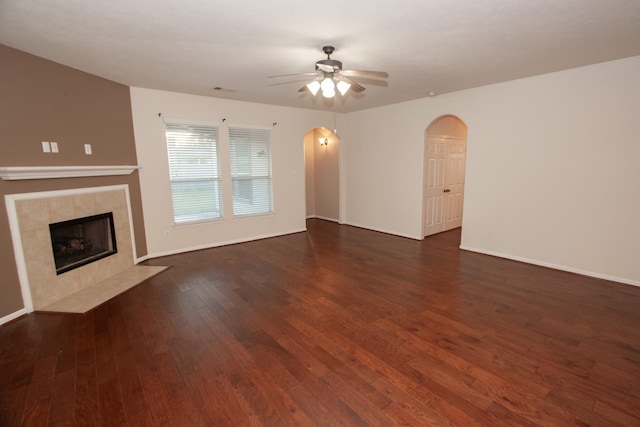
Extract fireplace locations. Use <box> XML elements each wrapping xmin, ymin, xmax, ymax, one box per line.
<box><xmin>5</xmin><ymin>185</ymin><xmax>138</xmax><ymax>311</ymax></box>
<box><xmin>3</xmin><ymin>185</ymin><xmax>169</xmax><ymax>316</ymax></box>
<box><xmin>49</xmin><ymin>212</ymin><xmax>117</xmax><ymax>275</ymax></box>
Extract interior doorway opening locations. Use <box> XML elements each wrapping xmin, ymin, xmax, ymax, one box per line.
<box><xmin>304</xmin><ymin>127</ymin><xmax>340</xmax><ymax>222</ymax></box>
<box><xmin>423</xmin><ymin>115</ymin><xmax>468</xmax><ymax>238</ymax></box>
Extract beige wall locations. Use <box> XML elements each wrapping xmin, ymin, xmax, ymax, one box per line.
<box><xmin>343</xmin><ymin>55</ymin><xmax>640</xmax><ymax>285</ymax></box>
<box><xmin>304</xmin><ymin>132</ymin><xmax>316</xmax><ymax>217</ymax></box>
<box><xmin>305</xmin><ymin>128</ymin><xmax>340</xmax><ymax>221</ymax></box>
<box><xmin>0</xmin><ymin>45</ymin><xmax>147</xmax><ymax>319</ymax></box>
<box><xmin>130</xmin><ymin>87</ymin><xmax>336</xmax><ymax>257</ymax></box>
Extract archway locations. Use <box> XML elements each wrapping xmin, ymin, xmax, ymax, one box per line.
<box><xmin>304</xmin><ymin>127</ymin><xmax>340</xmax><ymax>222</ymax></box>
<box><xmin>423</xmin><ymin>115</ymin><xmax>468</xmax><ymax>237</ymax></box>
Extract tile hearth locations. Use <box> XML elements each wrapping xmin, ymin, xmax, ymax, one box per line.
<box><xmin>38</xmin><ymin>265</ymin><xmax>168</xmax><ymax>314</ymax></box>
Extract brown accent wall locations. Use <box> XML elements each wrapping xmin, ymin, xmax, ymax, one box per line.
<box><xmin>0</xmin><ymin>45</ymin><xmax>147</xmax><ymax>318</ymax></box>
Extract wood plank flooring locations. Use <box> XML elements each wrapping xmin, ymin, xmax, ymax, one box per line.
<box><xmin>1</xmin><ymin>219</ymin><xmax>639</xmax><ymax>426</ymax></box>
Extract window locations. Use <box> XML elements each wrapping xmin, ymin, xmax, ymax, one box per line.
<box><xmin>229</xmin><ymin>127</ymin><xmax>273</xmax><ymax>216</ymax></box>
<box><xmin>165</xmin><ymin>123</ymin><xmax>222</xmax><ymax>224</ymax></box>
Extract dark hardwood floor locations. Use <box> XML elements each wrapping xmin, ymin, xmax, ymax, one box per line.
<box><xmin>2</xmin><ymin>219</ymin><xmax>640</xmax><ymax>426</ymax></box>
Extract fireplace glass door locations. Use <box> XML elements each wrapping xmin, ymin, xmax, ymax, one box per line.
<box><xmin>49</xmin><ymin>212</ymin><xmax>117</xmax><ymax>274</ymax></box>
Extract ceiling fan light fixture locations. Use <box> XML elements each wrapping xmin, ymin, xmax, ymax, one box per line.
<box><xmin>336</xmin><ymin>80</ymin><xmax>351</xmax><ymax>96</ymax></box>
<box><xmin>320</xmin><ymin>76</ymin><xmax>336</xmax><ymax>98</ymax></box>
<box><xmin>269</xmin><ymin>45</ymin><xmax>388</xmax><ymax>100</ymax></box>
<box><xmin>306</xmin><ymin>80</ymin><xmax>321</xmax><ymax>96</ymax></box>
<box><xmin>320</xmin><ymin>77</ymin><xmax>335</xmax><ymax>92</ymax></box>
<box><xmin>322</xmin><ymin>87</ymin><xmax>336</xmax><ymax>98</ymax></box>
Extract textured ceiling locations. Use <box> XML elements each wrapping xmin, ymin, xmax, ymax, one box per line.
<box><xmin>2</xmin><ymin>0</ymin><xmax>640</xmax><ymax>112</ymax></box>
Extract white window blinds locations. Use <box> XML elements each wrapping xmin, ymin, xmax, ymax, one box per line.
<box><xmin>165</xmin><ymin>123</ymin><xmax>222</xmax><ymax>224</ymax></box>
<box><xmin>229</xmin><ymin>127</ymin><xmax>273</xmax><ymax>216</ymax></box>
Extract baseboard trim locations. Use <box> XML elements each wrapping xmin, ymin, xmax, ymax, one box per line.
<box><xmin>146</xmin><ymin>228</ymin><xmax>307</xmax><ymax>260</ymax></box>
<box><xmin>343</xmin><ymin>221</ymin><xmax>422</xmax><ymax>240</ymax></box>
<box><xmin>306</xmin><ymin>215</ymin><xmax>339</xmax><ymax>223</ymax></box>
<box><xmin>136</xmin><ymin>254</ymin><xmax>151</xmax><ymax>264</ymax></box>
<box><xmin>0</xmin><ymin>308</ymin><xmax>28</xmax><ymax>326</ymax></box>
<box><xmin>459</xmin><ymin>245</ymin><xmax>640</xmax><ymax>288</ymax></box>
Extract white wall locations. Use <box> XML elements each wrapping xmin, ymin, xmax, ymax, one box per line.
<box><xmin>343</xmin><ymin>102</ymin><xmax>428</xmax><ymax>238</ymax></box>
<box><xmin>343</xmin><ymin>56</ymin><xmax>640</xmax><ymax>285</ymax></box>
<box><xmin>130</xmin><ymin>87</ymin><xmax>334</xmax><ymax>256</ymax></box>
<box><xmin>130</xmin><ymin>56</ymin><xmax>640</xmax><ymax>285</ymax></box>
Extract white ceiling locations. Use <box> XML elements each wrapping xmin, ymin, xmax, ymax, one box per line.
<box><xmin>2</xmin><ymin>0</ymin><xmax>640</xmax><ymax>113</ymax></box>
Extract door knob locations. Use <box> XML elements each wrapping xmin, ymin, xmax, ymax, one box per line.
<box><xmin>443</xmin><ymin>189</ymin><xmax>451</xmax><ymax>193</ymax></box>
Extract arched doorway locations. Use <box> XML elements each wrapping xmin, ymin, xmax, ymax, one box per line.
<box><xmin>304</xmin><ymin>127</ymin><xmax>340</xmax><ymax>222</ymax></box>
<box><xmin>423</xmin><ymin>115</ymin><xmax>467</xmax><ymax>237</ymax></box>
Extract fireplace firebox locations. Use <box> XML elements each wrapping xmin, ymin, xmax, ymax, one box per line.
<box><xmin>49</xmin><ymin>212</ymin><xmax>117</xmax><ymax>275</ymax></box>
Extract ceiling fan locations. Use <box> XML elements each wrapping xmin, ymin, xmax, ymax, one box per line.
<box><xmin>269</xmin><ymin>46</ymin><xmax>389</xmax><ymax>98</ymax></box>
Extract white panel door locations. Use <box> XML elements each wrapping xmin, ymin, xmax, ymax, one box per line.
<box><xmin>423</xmin><ymin>138</ymin><xmax>447</xmax><ymax>236</ymax></box>
<box><xmin>443</xmin><ymin>140</ymin><xmax>466</xmax><ymax>231</ymax></box>
<box><xmin>423</xmin><ymin>137</ymin><xmax>466</xmax><ymax>237</ymax></box>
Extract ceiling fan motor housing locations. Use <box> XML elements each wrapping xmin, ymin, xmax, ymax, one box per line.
<box><xmin>316</xmin><ymin>45</ymin><xmax>342</xmax><ymax>72</ymax></box>
<box><xmin>316</xmin><ymin>59</ymin><xmax>343</xmax><ymax>72</ymax></box>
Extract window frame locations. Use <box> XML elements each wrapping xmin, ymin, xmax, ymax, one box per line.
<box><xmin>164</xmin><ymin>121</ymin><xmax>223</xmax><ymax>225</ymax></box>
<box><xmin>228</xmin><ymin>126</ymin><xmax>274</xmax><ymax>217</ymax></box>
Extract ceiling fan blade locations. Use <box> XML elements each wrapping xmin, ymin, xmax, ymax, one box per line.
<box><xmin>297</xmin><ymin>85</ymin><xmax>308</xmax><ymax>93</ymax></box>
<box><xmin>341</xmin><ymin>69</ymin><xmax>389</xmax><ymax>79</ymax></box>
<box><xmin>268</xmin><ymin>72</ymin><xmax>319</xmax><ymax>79</ymax></box>
<box><xmin>342</xmin><ymin>77</ymin><xmax>366</xmax><ymax>93</ymax></box>
<box><xmin>269</xmin><ymin>78</ymin><xmax>316</xmax><ymax>87</ymax></box>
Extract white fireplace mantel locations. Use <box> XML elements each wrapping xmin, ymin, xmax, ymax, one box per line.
<box><xmin>0</xmin><ymin>165</ymin><xmax>139</xmax><ymax>180</ymax></box>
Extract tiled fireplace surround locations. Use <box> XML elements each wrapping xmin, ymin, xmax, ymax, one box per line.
<box><xmin>6</xmin><ymin>185</ymin><xmax>142</xmax><ymax>312</ymax></box>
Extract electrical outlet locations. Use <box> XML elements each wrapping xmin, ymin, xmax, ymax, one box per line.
<box><xmin>50</xmin><ymin>142</ymin><xmax>59</xmax><ymax>153</ymax></box>
<box><xmin>42</xmin><ymin>141</ymin><xmax>51</xmax><ymax>153</ymax></box>
<box><xmin>84</xmin><ymin>144</ymin><xmax>92</xmax><ymax>155</ymax></box>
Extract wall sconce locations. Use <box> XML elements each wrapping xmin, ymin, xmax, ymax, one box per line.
<box><xmin>319</xmin><ymin>138</ymin><xmax>329</xmax><ymax>146</ymax></box>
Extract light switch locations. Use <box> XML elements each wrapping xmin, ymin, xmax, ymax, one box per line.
<box><xmin>42</xmin><ymin>141</ymin><xmax>51</xmax><ymax>153</ymax></box>
<box><xmin>50</xmin><ymin>142</ymin><xmax>59</xmax><ymax>153</ymax></box>
<box><xmin>84</xmin><ymin>144</ymin><xmax>92</xmax><ymax>155</ymax></box>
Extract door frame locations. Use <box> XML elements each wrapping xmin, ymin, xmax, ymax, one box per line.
<box><xmin>422</xmin><ymin>115</ymin><xmax>468</xmax><ymax>238</ymax></box>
